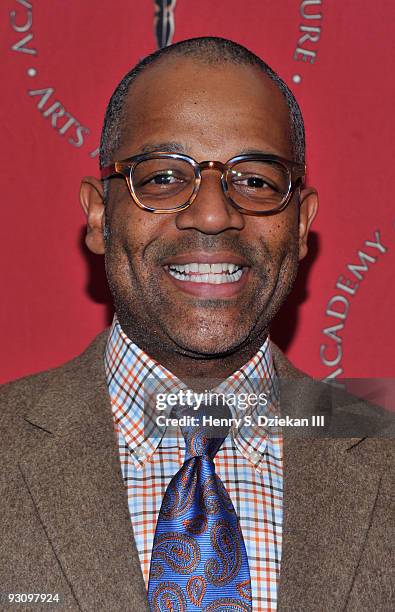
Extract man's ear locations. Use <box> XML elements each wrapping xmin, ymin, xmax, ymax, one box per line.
<box><xmin>80</xmin><ymin>177</ymin><xmax>106</xmax><ymax>255</ymax></box>
<box><xmin>298</xmin><ymin>186</ymin><xmax>318</xmax><ymax>261</ymax></box>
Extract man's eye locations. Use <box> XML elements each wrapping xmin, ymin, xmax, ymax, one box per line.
<box><xmin>143</xmin><ymin>172</ymin><xmax>183</xmax><ymax>186</ymax></box>
<box><xmin>234</xmin><ymin>175</ymin><xmax>273</xmax><ymax>189</ymax></box>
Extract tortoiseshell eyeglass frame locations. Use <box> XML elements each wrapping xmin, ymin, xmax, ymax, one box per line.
<box><xmin>100</xmin><ymin>151</ymin><xmax>306</xmax><ymax>216</ymax></box>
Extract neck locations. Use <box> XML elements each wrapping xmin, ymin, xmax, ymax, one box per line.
<box><xmin>119</xmin><ymin>322</ymin><xmax>269</xmax><ymax>381</ymax></box>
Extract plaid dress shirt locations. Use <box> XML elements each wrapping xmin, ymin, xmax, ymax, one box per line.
<box><xmin>105</xmin><ymin>316</ymin><xmax>283</xmax><ymax>610</ymax></box>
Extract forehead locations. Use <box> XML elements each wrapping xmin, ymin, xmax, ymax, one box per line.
<box><xmin>116</xmin><ymin>56</ymin><xmax>293</xmax><ymax>161</ymax></box>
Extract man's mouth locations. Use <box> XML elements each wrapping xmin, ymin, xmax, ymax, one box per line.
<box><xmin>165</xmin><ymin>262</ymin><xmax>244</xmax><ymax>284</ymax></box>
<box><xmin>161</xmin><ymin>252</ymin><xmax>250</xmax><ymax>298</ymax></box>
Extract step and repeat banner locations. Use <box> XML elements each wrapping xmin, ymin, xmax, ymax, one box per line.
<box><xmin>1</xmin><ymin>0</ymin><xmax>394</xmax><ymax>383</ymax></box>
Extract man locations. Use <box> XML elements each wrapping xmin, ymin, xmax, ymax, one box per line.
<box><xmin>0</xmin><ymin>37</ymin><xmax>393</xmax><ymax>611</ymax></box>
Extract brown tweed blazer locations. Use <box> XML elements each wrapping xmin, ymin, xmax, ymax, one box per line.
<box><xmin>0</xmin><ymin>330</ymin><xmax>393</xmax><ymax>611</ymax></box>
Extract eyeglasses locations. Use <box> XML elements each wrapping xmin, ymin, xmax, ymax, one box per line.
<box><xmin>101</xmin><ymin>152</ymin><xmax>305</xmax><ymax>216</ymax></box>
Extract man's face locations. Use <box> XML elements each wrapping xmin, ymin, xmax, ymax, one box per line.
<box><xmin>85</xmin><ymin>57</ymin><xmax>317</xmax><ymax>363</ymax></box>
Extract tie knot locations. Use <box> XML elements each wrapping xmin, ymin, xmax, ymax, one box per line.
<box><xmin>176</xmin><ymin>401</ymin><xmax>232</xmax><ymax>461</ymax></box>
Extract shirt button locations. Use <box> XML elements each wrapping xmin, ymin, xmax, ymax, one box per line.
<box><xmin>135</xmin><ymin>447</ymin><xmax>145</xmax><ymax>458</ymax></box>
<box><xmin>250</xmin><ymin>450</ymin><xmax>261</xmax><ymax>463</ymax></box>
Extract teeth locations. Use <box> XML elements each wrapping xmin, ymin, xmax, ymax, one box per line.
<box><xmin>167</xmin><ymin>264</ymin><xmax>244</xmax><ymax>284</ymax></box>
<box><xmin>168</xmin><ymin>262</ymin><xmax>242</xmax><ymax>274</ymax></box>
<box><xmin>167</xmin><ymin>262</ymin><xmax>244</xmax><ymax>284</ymax></box>
<box><xmin>211</xmin><ymin>263</ymin><xmax>222</xmax><ymax>273</ymax></box>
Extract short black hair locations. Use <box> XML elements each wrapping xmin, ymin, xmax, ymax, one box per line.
<box><xmin>100</xmin><ymin>36</ymin><xmax>305</xmax><ymax>171</ymax></box>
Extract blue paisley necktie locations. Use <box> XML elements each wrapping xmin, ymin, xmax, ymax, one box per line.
<box><xmin>147</xmin><ymin>403</ymin><xmax>252</xmax><ymax>611</ymax></box>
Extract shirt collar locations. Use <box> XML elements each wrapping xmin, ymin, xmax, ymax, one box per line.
<box><xmin>104</xmin><ymin>316</ymin><xmax>282</xmax><ymax>470</ymax></box>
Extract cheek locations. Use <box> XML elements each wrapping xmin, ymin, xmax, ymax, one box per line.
<box><xmin>106</xmin><ymin>196</ymin><xmax>159</xmax><ymax>261</ymax></box>
<box><xmin>254</xmin><ymin>210</ymin><xmax>299</xmax><ymax>260</ymax></box>
<box><xmin>273</xmin><ymin>205</ymin><xmax>299</xmax><ymax>237</ymax></box>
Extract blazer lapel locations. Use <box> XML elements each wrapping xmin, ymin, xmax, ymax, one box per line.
<box><xmin>19</xmin><ymin>332</ymin><xmax>149</xmax><ymax>611</ymax></box>
<box><xmin>272</xmin><ymin>344</ymin><xmax>384</xmax><ymax>611</ymax></box>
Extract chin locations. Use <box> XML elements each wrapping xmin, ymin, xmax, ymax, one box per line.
<box><xmin>167</xmin><ymin>328</ymin><xmax>249</xmax><ymax>359</ymax></box>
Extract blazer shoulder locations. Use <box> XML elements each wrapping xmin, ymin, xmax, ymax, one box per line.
<box><xmin>270</xmin><ymin>341</ymin><xmax>394</xmax><ymax>441</ymax></box>
<box><xmin>0</xmin><ymin>369</ymin><xmax>53</xmax><ymax>427</ymax></box>
<box><xmin>0</xmin><ymin>329</ymin><xmax>110</xmax><ymax>438</ymax></box>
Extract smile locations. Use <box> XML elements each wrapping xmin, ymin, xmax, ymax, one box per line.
<box><xmin>166</xmin><ymin>262</ymin><xmax>244</xmax><ymax>284</ymax></box>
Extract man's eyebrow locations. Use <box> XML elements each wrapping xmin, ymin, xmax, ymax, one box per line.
<box><xmin>137</xmin><ymin>144</ymin><xmax>287</xmax><ymax>157</ymax></box>
<box><xmin>139</xmin><ymin>142</ymin><xmax>187</xmax><ymax>154</ymax></box>
<box><xmin>237</xmin><ymin>147</ymin><xmax>284</xmax><ymax>156</ymax></box>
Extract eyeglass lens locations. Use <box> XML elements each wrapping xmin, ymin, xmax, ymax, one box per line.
<box><xmin>132</xmin><ymin>158</ymin><xmax>196</xmax><ymax>210</ymax></box>
<box><xmin>131</xmin><ymin>157</ymin><xmax>290</xmax><ymax>211</ymax></box>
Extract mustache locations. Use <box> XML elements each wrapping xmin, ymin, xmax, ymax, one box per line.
<box><xmin>147</xmin><ymin>234</ymin><xmax>263</xmax><ymax>267</ymax></box>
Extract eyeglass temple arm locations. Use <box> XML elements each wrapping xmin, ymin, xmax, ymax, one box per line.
<box><xmin>292</xmin><ymin>163</ymin><xmax>306</xmax><ymax>191</ymax></box>
<box><xmin>101</xmin><ymin>163</ymin><xmax>117</xmax><ymax>180</ymax></box>
<box><xmin>292</xmin><ymin>161</ymin><xmax>306</xmax><ymax>176</ymax></box>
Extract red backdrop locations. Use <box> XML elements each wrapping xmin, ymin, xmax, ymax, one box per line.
<box><xmin>1</xmin><ymin>0</ymin><xmax>394</xmax><ymax>384</ymax></box>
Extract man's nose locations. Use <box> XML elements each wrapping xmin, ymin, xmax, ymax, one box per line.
<box><xmin>175</xmin><ymin>170</ymin><xmax>245</xmax><ymax>234</ymax></box>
